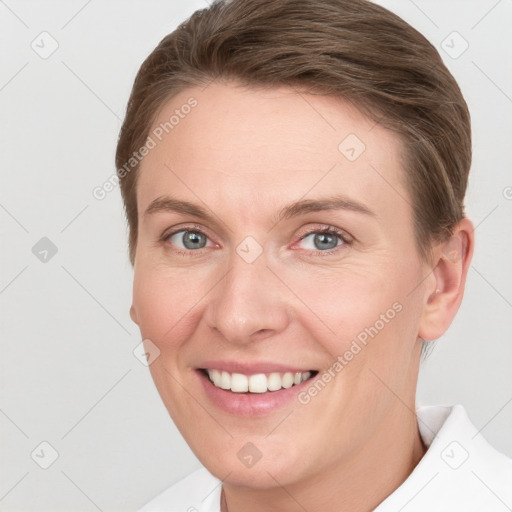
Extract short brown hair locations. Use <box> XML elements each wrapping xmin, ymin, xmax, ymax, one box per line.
<box><xmin>116</xmin><ymin>0</ymin><xmax>471</xmax><ymax>266</ymax></box>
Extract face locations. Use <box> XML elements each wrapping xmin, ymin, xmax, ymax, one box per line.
<box><xmin>130</xmin><ymin>81</ymin><xmax>431</xmax><ymax>488</ymax></box>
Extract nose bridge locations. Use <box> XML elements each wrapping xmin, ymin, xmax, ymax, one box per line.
<box><xmin>205</xmin><ymin>249</ymin><xmax>289</xmax><ymax>343</ymax></box>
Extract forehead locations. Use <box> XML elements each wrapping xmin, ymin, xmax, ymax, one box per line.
<box><xmin>137</xmin><ymin>81</ymin><xmax>410</xmax><ymax>225</ymax></box>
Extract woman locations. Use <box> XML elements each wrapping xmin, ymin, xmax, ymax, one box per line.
<box><xmin>115</xmin><ymin>0</ymin><xmax>512</xmax><ymax>510</ymax></box>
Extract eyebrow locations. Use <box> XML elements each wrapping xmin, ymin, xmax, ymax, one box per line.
<box><xmin>144</xmin><ymin>194</ymin><xmax>375</xmax><ymax>224</ymax></box>
<box><xmin>278</xmin><ymin>196</ymin><xmax>375</xmax><ymax>221</ymax></box>
<box><xmin>145</xmin><ymin>196</ymin><xmax>211</xmax><ymax>220</ymax></box>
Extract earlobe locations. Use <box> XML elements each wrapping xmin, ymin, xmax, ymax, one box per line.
<box><xmin>130</xmin><ymin>304</ymin><xmax>139</xmax><ymax>325</ymax></box>
<box><xmin>418</xmin><ymin>218</ymin><xmax>475</xmax><ymax>341</ymax></box>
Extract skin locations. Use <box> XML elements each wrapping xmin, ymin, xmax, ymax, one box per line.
<box><xmin>130</xmin><ymin>81</ymin><xmax>474</xmax><ymax>511</ymax></box>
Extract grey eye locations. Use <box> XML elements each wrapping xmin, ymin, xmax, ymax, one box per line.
<box><xmin>170</xmin><ymin>230</ymin><xmax>208</xmax><ymax>250</ymax></box>
<box><xmin>300</xmin><ymin>232</ymin><xmax>342</xmax><ymax>251</ymax></box>
<box><xmin>314</xmin><ymin>233</ymin><xmax>338</xmax><ymax>250</ymax></box>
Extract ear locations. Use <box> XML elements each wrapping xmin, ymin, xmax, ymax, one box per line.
<box><xmin>418</xmin><ymin>218</ymin><xmax>475</xmax><ymax>341</ymax></box>
<box><xmin>130</xmin><ymin>304</ymin><xmax>140</xmax><ymax>325</ymax></box>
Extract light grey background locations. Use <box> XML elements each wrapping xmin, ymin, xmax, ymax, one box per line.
<box><xmin>0</xmin><ymin>0</ymin><xmax>510</xmax><ymax>510</ymax></box>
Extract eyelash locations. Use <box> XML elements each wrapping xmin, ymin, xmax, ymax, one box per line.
<box><xmin>159</xmin><ymin>223</ymin><xmax>211</xmax><ymax>257</ymax></box>
<box><xmin>296</xmin><ymin>226</ymin><xmax>352</xmax><ymax>256</ymax></box>
<box><xmin>160</xmin><ymin>224</ymin><xmax>352</xmax><ymax>257</ymax></box>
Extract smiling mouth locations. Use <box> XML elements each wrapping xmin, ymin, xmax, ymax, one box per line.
<box><xmin>200</xmin><ymin>369</ymin><xmax>319</xmax><ymax>393</ymax></box>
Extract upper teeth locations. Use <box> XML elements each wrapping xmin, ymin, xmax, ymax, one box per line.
<box><xmin>206</xmin><ymin>369</ymin><xmax>312</xmax><ymax>393</ymax></box>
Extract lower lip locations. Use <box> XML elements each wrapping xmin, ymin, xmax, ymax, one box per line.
<box><xmin>197</xmin><ymin>370</ymin><xmax>314</xmax><ymax>417</ymax></box>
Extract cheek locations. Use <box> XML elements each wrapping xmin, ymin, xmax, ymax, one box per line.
<box><xmin>282</xmin><ymin>259</ymin><xmax>422</xmax><ymax>377</ymax></box>
<box><xmin>283</xmin><ymin>263</ymin><xmax>398</xmax><ymax>339</ymax></box>
<box><xmin>132</xmin><ymin>265</ymin><xmax>205</xmax><ymax>346</ymax></box>
<box><xmin>132</xmin><ymin>266</ymin><xmax>208</xmax><ymax>426</ymax></box>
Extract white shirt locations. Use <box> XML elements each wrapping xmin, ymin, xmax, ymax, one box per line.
<box><xmin>138</xmin><ymin>405</ymin><xmax>512</xmax><ymax>511</ymax></box>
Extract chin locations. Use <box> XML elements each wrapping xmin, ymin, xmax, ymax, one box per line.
<box><xmin>196</xmin><ymin>436</ymin><xmax>310</xmax><ymax>490</ymax></box>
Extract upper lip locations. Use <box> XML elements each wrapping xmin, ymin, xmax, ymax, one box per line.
<box><xmin>197</xmin><ymin>360</ymin><xmax>316</xmax><ymax>375</ymax></box>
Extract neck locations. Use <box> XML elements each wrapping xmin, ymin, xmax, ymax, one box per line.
<box><xmin>221</xmin><ymin>405</ymin><xmax>427</xmax><ymax>512</ymax></box>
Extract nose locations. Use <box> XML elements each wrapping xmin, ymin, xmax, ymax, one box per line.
<box><xmin>204</xmin><ymin>253</ymin><xmax>290</xmax><ymax>345</ymax></box>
